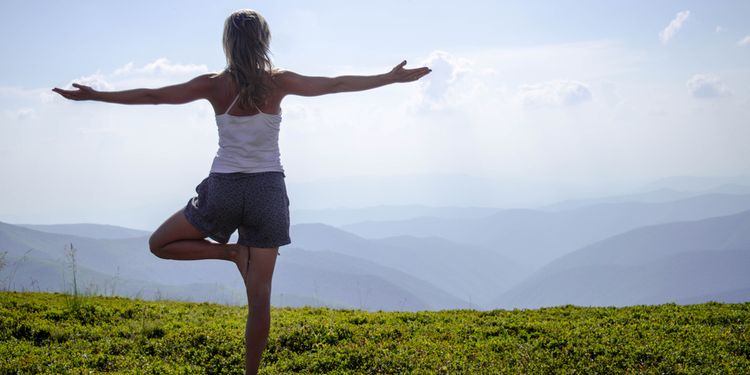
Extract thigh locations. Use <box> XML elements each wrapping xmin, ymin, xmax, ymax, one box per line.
<box><xmin>149</xmin><ymin>208</ymin><xmax>207</xmax><ymax>249</ymax></box>
<box><xmin>246</xmin><ymin>247</ymin><xmax>279</xmax><ymax>302</ymax></box>
<box><xmin>185</xmin><ymin>174</ymin><xmax>245</xmax><ymax>244</ymax></box>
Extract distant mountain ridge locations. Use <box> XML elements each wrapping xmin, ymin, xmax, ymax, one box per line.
<box><xmin>275</xmin><ymin>248</ymin><xmax>475</xmax><ymax>311</ymax></box>
<box><xmin>292</xmin><ymin>205</ymin><xmax>501</xmax><ymax>226</ymax></box>
<box><xmin>0</xmin><ymin>220</ymin><xmax>479</xmax><ymax>311</ymax></box>
<box><xmin>493</xmin><ymin>209</ymin><xmax>750</xmax><ymax>308</ymax></box>
<box><xmin>541</xmin><ymin>185</ymin><xmax>750</xmax><ymax>211</ymax></box>
<box><xmin>17</xmin><ymin>223</ymin><xmax>151</xmax><ymax>239</ymax></box>
<box><xmin>290</xmin><ymin>223</ymin><xmax>528</xmax><ymax>306</ymax></box>
<box><xmin>6</xmin><ymin>184</ymin><xmax>750</xmax><ymax>310</ymax></box>
<box><xmin>343</xmin><ymin>193</ymin><xmax>750</xmax><ymax>268</ymax></box>
<box><xmin>638</xmin><ymin>175</ymin><xmax>750</xmax><ymax>193</ymax></box>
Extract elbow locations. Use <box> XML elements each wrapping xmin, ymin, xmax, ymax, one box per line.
<box><xmin>143</xmin><ymin>89</ymin><xmax>161</xmax><ymax>105</ymax></box>
<box><xmin>330</xmin><ymin>80</ymin><xmax>347</xmax><ymax>94</ymax></box>
<box><xmin>331</xmin><ymin>82</ymin><xmax>346</xmax><ymax>93</ymax></box>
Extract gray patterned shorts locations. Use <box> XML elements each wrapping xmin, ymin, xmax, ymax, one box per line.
<box><xmin>183</xmin><ymin>171</ymin><xmax>291</xmax><ymax>249</ymax></box>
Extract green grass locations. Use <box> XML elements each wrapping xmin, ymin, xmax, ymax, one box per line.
<box><xmin>1</xmin><ymin>291</ymin><xmax>748</xmax><ymax>374</ymax></box>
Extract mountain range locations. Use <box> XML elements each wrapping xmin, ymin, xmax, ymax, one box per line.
<box><xmin>493</xmin><ymin>209</ymin><xmax>750</xmax><ymax>308</ymax></box>
<box><xmin>3</xmin><ymin>180</ymin><xmax>749</xmax><ymax>310</ymax></box>
<box><xmin>342</xmin><ymin>193</ymin><xmax>750</xmax><ymax>268</ymax></box>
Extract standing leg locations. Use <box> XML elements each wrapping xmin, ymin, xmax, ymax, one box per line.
<box><xmin>242</xmin><ymin>246</ymin><xmax>278</xmax><ymax>375</ymax></box>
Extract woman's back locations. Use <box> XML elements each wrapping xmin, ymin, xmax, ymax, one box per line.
<box><xmin>210</xmin><ymin>74</ymin><xmax>285</xmax><ymax>174</ymax></box>
<box><xmin>210</xmin><ymin>71</ymin><xmax>283</xmax><ymax>117</ymax></box>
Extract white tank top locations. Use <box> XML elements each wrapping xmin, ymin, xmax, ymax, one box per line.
<box><xmin>209</xmin><ymin>94</ymin><xmax>285</xmax><ymax>174</ymax></box>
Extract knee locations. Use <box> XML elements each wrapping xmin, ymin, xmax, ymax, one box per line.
<box><xmin>248</xmin><ymin>289</ymin><xmax>272</xmax><ymax>310</ymax></box>
<box><xmin>148</xmin><ymin>235</ymin><xmax>166</xmax><ymax>258</ymax></box>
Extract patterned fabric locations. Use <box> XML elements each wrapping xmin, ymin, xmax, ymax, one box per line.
<box><xmin>183</xmin><ymin>171</ymin><xmax>291</xmax><ymax>249</ymax></box>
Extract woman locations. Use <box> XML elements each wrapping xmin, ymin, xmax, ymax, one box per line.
<box><xmin>53</xmin><ymin>8</ymin><xmax>431</xmax><ymax>374</ymax></box>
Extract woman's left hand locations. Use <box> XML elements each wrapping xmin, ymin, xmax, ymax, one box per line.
<box><xmin>388</xmin><ymin>60</ymin><xmax>432</xmax><ymax>83</ymax></box>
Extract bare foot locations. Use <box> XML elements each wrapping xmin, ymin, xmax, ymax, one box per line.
<box><xmin>233</xmin><ymin>244</ymin><xmax>251</xmax><ymax>286</ymax></box>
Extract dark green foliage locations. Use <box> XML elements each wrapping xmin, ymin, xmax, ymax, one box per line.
<box><xmin>0</xmin><ymin>292</ymin><xmax>748</xmax><ymax>374</ymax></box>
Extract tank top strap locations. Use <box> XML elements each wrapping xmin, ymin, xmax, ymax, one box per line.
<box><xmin>224</xmin><ymin>94</ymin><xmax>241</xmax><ymax>115</ymax></box>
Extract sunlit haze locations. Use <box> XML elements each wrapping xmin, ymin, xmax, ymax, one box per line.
<box><xmin>2</xmin><ymin>1</ymin><xmax>750</xmax><ymax>229</ymax></box>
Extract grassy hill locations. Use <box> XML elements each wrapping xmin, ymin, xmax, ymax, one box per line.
<box><xmin>1</xmin><ymin>292</ymin><xmax>748</xmax><ymax>374</ymax></box>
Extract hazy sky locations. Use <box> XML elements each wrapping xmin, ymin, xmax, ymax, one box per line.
<box><xmin>2</xmin><ymin>1</ymin><xmax>750</xmax><ymax>228</ymax></box>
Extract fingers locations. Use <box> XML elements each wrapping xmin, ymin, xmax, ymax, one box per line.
<box><xmin>51</xmin><ymin>81</ymin><xmax>94</xmax><ymax>100</ymax></box>
<box><xmin>51</xmin><ymin>87</ymin><xmax>83</xmax><ymax>100</ymax></box>
<box><xmin>72</xmin><ymin>83</ymin><xmax>91</xmax><ymax>91</ymax></box>
<box><xmin>405</xmin><ymin>67</ymin><xmax>431</xmax><ymax>74</ymax></box>
<box><xmin>52</xmin><ymin>88</ymin><xmax>74</xmax><ymax>95</ymax></box>
<box><xmin>52</xmin><ymin>88</ymin><xmax>70</xmax><ymax>97</ymax></box>
<box><xmin>397</xmin><ymin>66</ymin><xmax>431</xmax><ymax>82</ymax></box>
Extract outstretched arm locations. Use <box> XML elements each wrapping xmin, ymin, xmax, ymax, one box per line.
<box><xmin>276</xmin><ymin>60</ymin><xmax>431</xmax><ymax>97</ymax></box>
<box><xmin>52</xmin><ymin>73</ymin><xmax>215</xmax><ymax>105</ymax></box>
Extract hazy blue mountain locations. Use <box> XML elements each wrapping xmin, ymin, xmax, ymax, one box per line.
<box><xmin>0</xmin><ymin>252</ymin><xmax>247</xmax><ymax>305</ymax></box>
<box><xmin>492</xmin><ymin>210</ymin><xmax>750</xmax><ymax>308</ymax></box>
<box><xmin>542</xmin><ymin>185</ymin><xmax>750</xmax><ymax>212</ymax></box>
<box><xmin>291</xmin><ymin>205</ymin><xmax>500</xmax><ymax>226</ymax></box>
<box><xmin>535</xmin><ymin>209</ymin><xmax>750</xmax><ymax>272</ymax></box>
<box><xmin>0</xmin><ymin>221</ymin><xmax>472</xmax><ymax>311</ymax></box>
<box><xmin>0</xmin><ymin>221</ymin><xmax>214</xmax><ymax>287</ymax></box>
<box><xmin>0</xmin><ymin>221</ymin><xmax>248</xmax><ymax>304</ymax></box>
<box><xmin>674</xmin><ymin>288</ymin><xmax>750</xmax><ymax>305</ymax></box>
<box><xmin>707</xmin><ymin>184</ymin><xmax>750</xmax><ymax>194</ymax></box>
<box><xmin>271</xmin><ymin>294</ymin><xmax>348</xmax><ymax>309</ymax></box>
<box><xmin>343</xmin><ymin>193</ymin><xmax>750</xmax><ymax>268</ymax></box>
<box><xmin>17</xmin><ymin>223</ymin><xmax>151</xmax><ymax>239</ymax></box>
<box><xmin>637</xmin><ymin>175</ymin><xmax>750</xmax><ymax>193</ymax></box>
<box><xmin>540</xmin><ymin>188</ymin><xmax>695</xmax><ymax>211</ymax></box>
<box><xmin>285</xmin><ymin>173</ymin><xmax>539</xmax><ymax>210</ymax></box>
<box><xmin>370</xmin><ymin>236</ymin><xmax>528</xmax><ymax>306</ymax></box>
<box><xmin>290</xmin><ymin>223</ymin><xmax>526</xmax><ymax>306</ymax></box>
<box><xmin>275</xmin><ymin>248</ymin><xmax>472</xmax><ymax>311</ymax></box>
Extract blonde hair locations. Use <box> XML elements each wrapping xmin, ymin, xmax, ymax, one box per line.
<box><xmin>222</xmin><ymin>9</ymin><xmax>273</xmax><ymax>109</ymax></box>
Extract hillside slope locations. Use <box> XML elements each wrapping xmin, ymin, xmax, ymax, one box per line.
<box><xmin>343</xmin><ymin>193</ymin><xmax>750</xmax><ymax>267</ymax></box>
<box><xmin>290</xmin><ymin>223</ymin><xmax>526</xmax><ymax>306</ymax></box>
<box><xmin>1</xmin><ymin>221</ymin><xmax>470</xmax><ymax>311</ymax></box>
<box><xmin>494</xmin><ymin>210</ymin><xmax>750</xmax><ymax>308</ymax></box>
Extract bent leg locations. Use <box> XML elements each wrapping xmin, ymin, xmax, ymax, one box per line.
<box><xmin>243</xmin><ymin>246</ymin><xmax>278</xmax><ymax>375</ymax></box>
<box><xmin>149</xmin><ymin>208</ymin><xmax>242</xmax><ymax>262</ymax></box>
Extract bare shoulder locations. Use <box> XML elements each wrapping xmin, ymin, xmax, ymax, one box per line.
<box><xmin>202</xmin><ymin>71</ymin><xmax>236</xmax><ymax>97</ymax></box>
<box><xmin>202</xmin><ymin>71</ymin><xmax>227</xmax><ymax>87</ymax></box>
<box><xmin>196</xmin><ymin>71</ymin><xmax>234</xmax><ymax>111</ymax></box>
<box><xmin>178</xmin><ymin>72</ymin><xmax>225</xmax><ymax>94</ymax></box>
<box><xmin>271</xmin><ymin>69</ymin><xmax>302</xmax><ymax>88</ymax></box>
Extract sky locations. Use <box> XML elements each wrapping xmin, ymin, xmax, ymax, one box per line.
<box><xmin>1</xmin><ymin>1</ymin><xmax>750</xmax><ymax>229</ymax></box>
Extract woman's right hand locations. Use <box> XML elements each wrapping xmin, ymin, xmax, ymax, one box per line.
<box><xmin>52</xmin><ymin>83</ymin><xmax>98</xmax><ymax>101</ymax></box>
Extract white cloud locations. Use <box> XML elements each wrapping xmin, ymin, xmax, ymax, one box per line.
<box><xmin>57</xmin><ymin>58</ymin><xmax>211</xmax><ymax>92</ymax></box>
<box><xmin>715</xmin><ymin>26</ymin><xmax>728</xmax><ymax>33</ymax></box>
<box><xmin>686</xmin><ymin>74</ymin><xmax>731</xmax><ymax>98</ymax></box>
<box><xmin>417</xmin><ymin>51</ymin><xmax>471</xmax><ymax>109</ymax></box>
<box><xmin>659</xmin><ymin>10</ymin><xmax>690</xmax><ymax>45</ymax></box>
<box><xmin>518</xmin><ymin>80</ymin><xmax>592</xmax><ymax>107</ymax></box>
<box><xmin>738</xmin><ymin>36</ymin><xmax>750</xmax><ymax>47</ymax></box>
<box><xmin>4</xmin><ymin>108</ymin><xmax>36</xmax><ymax>121</ymax></box>
<box><xmin>113</xmin><ymin>58</ymin><xmax>208</xmax><ymax>76</ymax></box>
<box><xmin>66</xmin><ymin>72</ymin><xmax>114</xmax><ymax>91</ymax></box>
